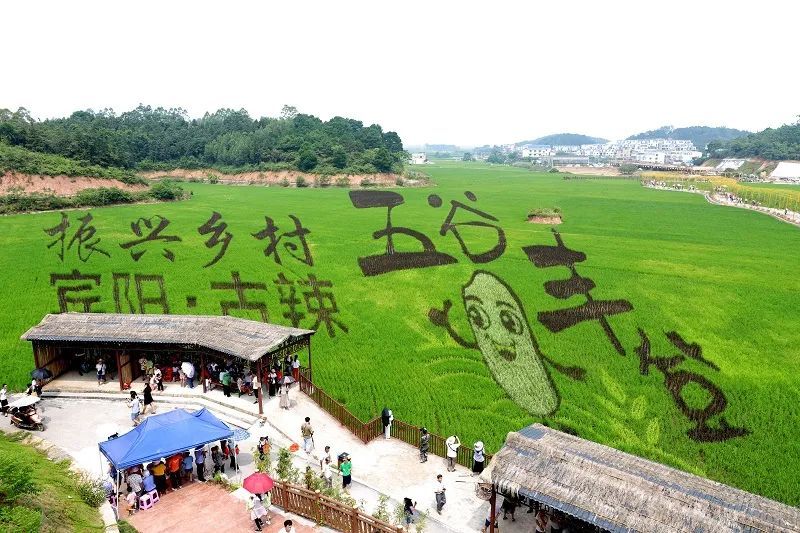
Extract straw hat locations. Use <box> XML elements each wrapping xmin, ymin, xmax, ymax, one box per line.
<box><xmin>474</xmin><ymin>441</ymin><xmax>484</xmax><ymax>452</ymax></box>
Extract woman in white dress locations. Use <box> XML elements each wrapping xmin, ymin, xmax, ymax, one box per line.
<box><xmin>279</xmin><ymin>382</ymin><xmax>290</xmax><ymax>409</ymax></box>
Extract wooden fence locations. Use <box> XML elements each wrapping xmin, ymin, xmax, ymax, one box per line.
<box><xmin>298</xmin><ymin>368</ymin><xmax>489</xmax><ymax>468</ymax></box>
<box><xmin>271</xmin><ymin>480</ymin><xmax>402</xmax><ymax>532</ymax></box>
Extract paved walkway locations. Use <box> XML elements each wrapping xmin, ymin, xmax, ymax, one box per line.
<box><xmin>127</xmin><ymin>482</ymin><xmax>316</xmax><ymax>532</ymax></box>
<box><xmin>37</xmin><ymin>373</ymin><xmax>538</xmax><ymax>532</ymax></box>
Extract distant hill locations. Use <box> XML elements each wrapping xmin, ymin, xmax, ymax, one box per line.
<box><xmin>518</xmin><ymin>133</ymin><xmax>608</xmax><ymax>146</ymax></box>
<box><xmin>709</xmin><ymin>122</ymin><xmax>800</xmax><ymax>161</ymax></box>
<box><xmin>627</xmin><ymin>126</ymin><xmax>749</xmax><ymax>150</ymax></box>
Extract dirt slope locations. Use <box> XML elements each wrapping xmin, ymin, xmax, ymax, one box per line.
<box><xmin>0</xmin><ymin>172</ymin><xmax>146</xmax><ymax>196</ymax></box>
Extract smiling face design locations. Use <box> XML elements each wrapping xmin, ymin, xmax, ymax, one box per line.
<box><xmin>462</xmin><ymin>271</ymin><xmax>558</xmax><ymax>416</ymax></box>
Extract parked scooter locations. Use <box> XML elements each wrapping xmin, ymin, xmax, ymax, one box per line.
<box><xmin>8</xmin><ymin>397</ymin><xmax>44</xmax><ymax>431</ymax></box>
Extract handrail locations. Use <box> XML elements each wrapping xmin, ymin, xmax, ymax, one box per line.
<box><xmin>298</xmin><ymin>367</ymin><xmax>490</xmax><ymax>469</ymax></box>
<box><xmin>271</xmin><ymin>479</ymin><xmax>402</xmax><ymax>532</ymax></box>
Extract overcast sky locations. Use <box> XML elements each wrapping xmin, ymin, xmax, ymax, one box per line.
<box><xmin>2</xmin><ymin>0</ymin><xmax>797</xmax><ymax>147</ymax></box>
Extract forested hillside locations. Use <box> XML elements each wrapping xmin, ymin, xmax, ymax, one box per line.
<box><xmin>708</xmin><ymin>120</ymin><xmax>800</xmax><ymax>160</ymax></box>
<box><xmin>628</xmin><ymin>125</ymin><xmax>749</xmax><ymax>150</ymax></box>
<box><xmin>518</xmin><ymin>133</ymin><xmax>608</xmax><ymax>146</ymax></box>
<box><xmin>0</xmin><ymin>105</ymin><xmax>406</xmax><ymax>174</ymax></box>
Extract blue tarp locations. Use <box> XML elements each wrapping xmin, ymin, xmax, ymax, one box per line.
<box><xmin>99</xmin><ymin>408</ymin><xmax>233</xmax><ymax>469</ymax></box>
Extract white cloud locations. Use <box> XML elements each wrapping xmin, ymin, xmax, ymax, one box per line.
<box><xmin>1</xmin><ymin>0</ymin><xmax>797</xmax><ymax>146</ymax></box>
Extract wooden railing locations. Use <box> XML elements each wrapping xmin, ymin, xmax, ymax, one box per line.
<box><xmin>298</xmin><ymin>368</ymin><xmax>490</xmax><ymax>468</ymax></box>
<box><xmin>271</xmin><ymin>480</ymin><xmax>402</xmax><ymax>532</ymax></box>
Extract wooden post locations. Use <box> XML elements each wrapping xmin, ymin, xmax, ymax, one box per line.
<box><xmin>307</xmin><ymin>338</ymin><xmax>312</xmax><ymax>384</ymax></box>
<box><xmin>314</xmin><ymin>490</ymin><xmax>321</xmax><ymax>524</ymax></box>
<box><xmin>257</xmin><ymin>358</ymin><xmax>264</xmax><ymax>415</ymax></box>
<box><xmin>350</xmin><ymin>505</ymin><xmax>359</xmax><ymax>533</ymax></box>
<box><xmin>116</xmin><ymin>350</ymin><xmax>123</xmax><ymax>391</ymax></box>
<box><xmin>489</xmin><ymin>486</ymin><xmax>497</xmax><ymax>533</ymax></box>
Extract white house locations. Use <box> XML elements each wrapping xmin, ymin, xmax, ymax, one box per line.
<box><xmin>771</xmin><ymin>161</ymin><xmax>800</xmax><ymax>182</ymax></box>
<box><xmin>409</xmin><ymin>153</ymin><xmax>428</xmax><ymax>165</ymax></box>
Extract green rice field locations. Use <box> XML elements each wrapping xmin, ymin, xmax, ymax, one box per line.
<box><xmin>1</xmin><ymin>162</ymin><xmax>799</xmax><ymax>506</ymax></box>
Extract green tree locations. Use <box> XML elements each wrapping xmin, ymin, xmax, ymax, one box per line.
<box><xmin>462</xmin><ymin>152</ymin><xmax>473</xmax><ymax>161</ymax></box>
<box><xmin>297</xmin><ymin>148</ymin><xmax>318</xmax><ymax>171</ymax></box>
<box><xmin>372</xmin><ymin>147</ymin><xmax>394</xmax><ymax>172</ymax></box>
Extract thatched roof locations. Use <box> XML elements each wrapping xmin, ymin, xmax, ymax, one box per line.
<box><xmin>21</xmin><ymin>313</ymin><xmax>314</xmax><ymax>361</ymax></box>
<box><xmin>483</xmin><ymin>424</ymin><xmax>800</xmax><ymax>532</ymax></box>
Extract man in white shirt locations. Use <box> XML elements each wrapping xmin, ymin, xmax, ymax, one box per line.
<box><xmin>434</xmin><ymin>474</ymin><xmax>446</xmax><ymax>514</ymax></box>
<box><xmin>445</xmin><ymin>435</ymin><xmax>461</xmax><ymax>472</ymax></box>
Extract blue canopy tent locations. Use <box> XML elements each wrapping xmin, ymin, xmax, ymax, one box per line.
<box><xmin>100</xmin><ymin>408</ymin><xmax>234</xmax><ymax>517</ymax></box>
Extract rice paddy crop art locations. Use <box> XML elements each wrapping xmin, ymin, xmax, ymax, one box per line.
<box><xmin>1</xmin><ymin>162</ymin><xmax>799</xmax><ymax>506</ymax></box>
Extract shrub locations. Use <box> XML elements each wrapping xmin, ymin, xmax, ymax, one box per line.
<box><xmin>619</xmin><ymin>163</ymin><xmax>639</xmax><ymax>175</ymax></box>
<box><xmin>75</xmin><ymin>187</ymin><xmax>135</xmax><ymax>206</ymax></box>
<box><xmin>280</xmin><ymin>177</ymin><xmax>290</xmax><ymax>187</ymax></box>
<box><xmin>395</xmin><ymin>177</ymin><xmax>404</xmax><ymax>187</ymax></box>
<box><xmin>373</xmin><ymin>493</ymin><xmax>390</xmax><ymax>522</ymax></box>
<box><xmin>295</xmin><ymin>176</ymin><xmax>308</xmax><ymax>188</ymax></box>
<box><xmin>0</xmin><ymin>505</ymin><xmax>41</xmax><ymax>531</ymax></box>
<box><xmin>275</xmin><ymin>448</ymin><xmax>299</xmax><ymax>484</ymax></box>
<box><xmin>0</xmin><ymin>451</ymin><xmax>36</xmax><ymax>502</ymax></box>
<box><xmin>149</xmin><ymin>180</ymin><xmax>185</xmax><ymax>201</ymax></box>
<box><xmin>335</xmin><ymin>177</ymin><xmax>350</xmax><ymax>187</ymax></box>
<box><xmin>75</xmin><ymin>473</ymin><xmax>106</xmax><ymax>508</ymax></box>
<box><xmin>360</xmin><ymin>178</ymin><xmax>375</xmax><ymax>188</ymax></box>
<box><xmin>252</xmin><ymin>445</ymin><xmax>272</xmax><ymax>474</ymax></box>
<box><xmin>315</xmin><ymin>175</ymin><xmax>331</xmax><ymax>188</ymax></box>
<box><xmin>206</xmin><ymin>173</ymin><xmax>220</xmax><ymax>184</ymax></box>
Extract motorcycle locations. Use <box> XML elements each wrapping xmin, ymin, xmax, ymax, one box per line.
<box><xmin>8</xmin><ymin>397</ymin><xmax>44</xmax><ymax>431</ymax></box>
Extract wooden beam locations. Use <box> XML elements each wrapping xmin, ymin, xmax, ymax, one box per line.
<box><xmin>489</xmin><ymin>486</ymin><xmax>496</xmax><ymax>533</ymax></box>
<box><xmin>116</xmin><ymin>350</ymin><xmax>123</xmax><ymax>391</ymax></box>
<box><xmin>257</xmin><ymin>357</ymin><xmax>264</xmax><ymax>415</ymax></box>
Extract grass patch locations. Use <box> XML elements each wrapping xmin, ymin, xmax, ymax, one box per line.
<box><xmin>0</xmin><ymin>432</ymin><xmax>103</xmax><ymax>532</ymax></box>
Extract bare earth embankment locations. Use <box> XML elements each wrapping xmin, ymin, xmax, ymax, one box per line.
<box><xmin>140</xmin><ymin>168</ymin><xmax>407</xmax><ymax>186</ymax></box>
<box><xmin>556</xmin><ymin>166</ymin><xmax>621</xmax><ymax>176</ymax></box>
<box><xmin>0</xmin><ymin>171</ymin><xmax>147</xmax><ymax>196</ymax></box>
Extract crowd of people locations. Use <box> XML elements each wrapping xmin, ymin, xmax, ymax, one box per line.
<box><xmin>105</xmin><ymin>437</ymin><xmax>241</xmax><ymax>517</ymax></box>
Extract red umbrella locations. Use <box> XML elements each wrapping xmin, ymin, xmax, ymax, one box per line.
<box><xmin>243</xmin><ymin>472</ymin><xmax>274</xmax><ymax>494</ymax></box>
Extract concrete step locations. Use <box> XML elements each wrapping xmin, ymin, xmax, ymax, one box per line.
<box><xmin>41</xmin><ymin>390</ymin><xmax>259</xmax><ymax>429</ymax></box>
<box><xmin>43</xmin><ymin>385</ymin><xmax>263</xmax><ymax>421</ymax></box>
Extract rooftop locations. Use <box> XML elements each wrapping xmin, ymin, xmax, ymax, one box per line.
<box><xmin>483</xmin><ymin>424</ymin><xmax>800</xmax><ymax>532</ymax></box>
<box><xmin>21</xmin><ymin>313</ymin><xmax>314</xmax><ymax>361</ymax></box>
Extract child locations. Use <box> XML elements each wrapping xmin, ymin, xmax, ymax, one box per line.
<box><xmin>0</xmin><ymin>384</ymin><xmax>8</xmax><ymax>416</ymax></box>
<box><xmin>125</xmin><ymin>486</ymin><xmax>137</xmax><ymax>516</ymax></box>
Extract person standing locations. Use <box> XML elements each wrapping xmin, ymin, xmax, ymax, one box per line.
<box><xmin>154</xmin><ymin>368</ymin><xmax>164</xmax><ymax>391</ymax></box>
<box><xmin>268</xmin><ymin>368</ymin><xmax>277</xmax><ymax>397</ymax></box>
<box><xmin>247</xmin><ymin>494</ymin><xmax>269</xmax><ymax>531</ymax></box>
<box><xmin>381</xmin><ymin>407</ymin><xmax>393</xmax><ymax>439</ymax></box>
<box><xmin>211</xmin><ymin>446</ymin><xmax>224</xmax><ymax>474</ymax></box>
<box><xmin>419</xmin><ymin>427</ymin><xmax>430</xmax><ymax>463</ymax></box>
<box><xmin>472</xmin><ymin>441</ymin><xmax>485</xmax><ymax>475</ymax></box>
<box><xmin>142</xmin><ymin>382</ymin><xmax>155</xmax><ymax>415</ymax></box>
<box><xmin>0</xmin><ymin>384</ymin><xmax>8</xmax><ymax>416</ymax></box>
<box><xmin>301</xmin><ymin>417</ymin><xmax>314</xmax><ymax>453</ymax></box>
<box><xmin>96</xmin><ymin>359</ymin><xmax>106</xmax><ymax>385</ymax></box>
<box><xmin>291</xmin><ymin>355</ymin><xmax>300</xmax><ymax>382</ymax></box>
<box><xmin>339</xmin><ymin>454</ymin><xmax>352</xmax><ymax>491</ymax></box>
<box><xmin>321</xmin><ymin>456</ymin><xmax>333</xmax><ymax>489</ymax></box>
<box><xmin>151</xmin><ymin>459</ymin><xmax>167</xmax><ymax>494</ymax></box>
<box><xmin>445</xmin><ymin>435</ymin><xmax>461</xmax><ymax>472</ymax></box>
<box><xmin>501</xmin><ymin>495</ymin><xmax>517</xmax><ymax>521</ymax></box>
<box><xmin>184</xmin><ymin>361</ymin><xmax>195</xmax><ymax>389</ymax></box>
<box><xmin>434</xmin><ymin>474</ymin><xmax>446</xmax><ymax>515</ymax></box>
<box><xmin>221</xmin><ymin>370</ymin><xmax>232</xmax><ymax>398</ymax></box>
<box><xmin>167</xmin><ymin>453</ymin><xmax>183</xmax><ymax>490</ymax></box>
<box><xmin>402</xmin><ymin>497</ymin><xmax>417</xmax><ymax>531</ymax></box>
<box><xmin>127</xmin><ymin>469</ymin><xmax>143</xmax><ymax>507</ymax></box>
<box><xmin>195</xmin><ymin>447</ymin><xmax>206</xmax><ymax>482</ymax></box>
<box><xmin>279</xmin><ymin>382</ymin><xmax>290</xmax><ymax>410</ymax></box>
<box><xmin>252</xmin><ymin>373</ymin><xmax>261</xmax><ymax>405</ymax></box>
<box><xmin>182</xmin><ymin>452</ymin><xmax>194</xmax><ymax>483</ymax></box>
<box><xmin>482</xmin><ymin>506</ymin><xmax>501</xmax><ymax>533</ymax></box>
<box><xmin>128</xmin><ymin>391</ymin><xmax>142</xmax><ymax>427</ymax></box>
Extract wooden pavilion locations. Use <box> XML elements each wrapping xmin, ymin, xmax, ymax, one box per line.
<box><xmin>480</xmin><ymin>424</ymin><xmax>799</xmax><ymax>532</ymax></box>
<box><xmin>21</xmin><ymin>313</ymin><xmax>315</xmax><ymax>414</ymax></box>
